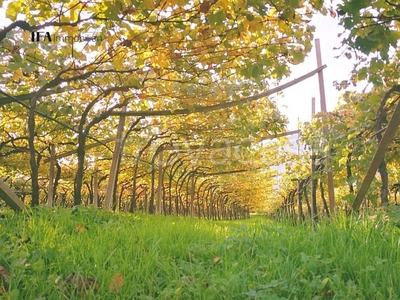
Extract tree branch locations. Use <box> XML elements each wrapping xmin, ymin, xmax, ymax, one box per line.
<box><xmin>110</xmin><ymin>65</ymin><xmax>327</xmax><ymax>117</ymax></box>
<box><xmin>0</xmin><ymin>21</ymin><xmax>31</xmax><ymax>43</ymax></box>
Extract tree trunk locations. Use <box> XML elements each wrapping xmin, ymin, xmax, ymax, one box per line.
<box><xmin>379</xmin><ymin>161</ymin><xmax>389</xmax><ymax>205</ymax></box>
<box><xmin>346</xmin><ymin>152</ymin><xmax>354</xmax><ymax>194</ymax></box>
<box><xmin>302</xmin><ymin>183</ymin><xmax>312</xmax><ymax>218</ymax></box>
<box><xmin>319</xmin><ymin>181</ymin><xmax>330</xmax><ymax>217</ymax></box>
<box><xmin>74</xmin><ymin>132</ymin><xmax>87</xmax><ymax>205</ymax></box>
<box><xmin>53</xmin><ymin>162</ymin><xmax>61</xmax><ymax>204</ymax></box>
<box><xmin>28</xmin><ymin>96</ymin><xmax>39</xmax><ymax>206</ymax></box>
<box><xmin>375</xmin><ymin>90</ymin><xmax>391</xmax><ymax>206</ymax></box>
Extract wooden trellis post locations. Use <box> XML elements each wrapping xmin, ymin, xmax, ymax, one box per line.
<box><xmin>190</xmin><ymin>171</ymin><xmax>195</xmax><ymax>217</ymax></box>
<box><xmin>47</xmin><ymin>144</ymin><xmax>56</xmax><ymax>207</ymax></box>
<box><xmin>315</xmin><ymin>38</ymin><xmax>335</xmax><ymax>213</ymax></box>
<box><xmin>310</xmin><ymin>97</ymin><xmax>318</xmax><ymax>221</ymax></box>
<box><xmin>156</xmin><ymin>148</ymin><xmax>164</xmax><ymax>213</ymax></box>
<box><xmin>93</xmin><ymin>165</ymin><xmax>99</xmax><ymax>208</ymax></box>
<box><xmin>352</xmin><ymin>92</ymin><xmax>400</xmax><ymax>211</ymax></box>
<box><xmin>105</xmin><ymin>105</ymin><xmax>127</xmax><ymax>211</ymax></box>
<box><xmin>0</xmin><ymin>179</ymin><xmax>25</xmax><ymax>210</ymax></box>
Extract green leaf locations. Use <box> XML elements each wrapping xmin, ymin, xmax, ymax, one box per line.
<box><xmin>104</xmin><ymin>2</ymin><xmax>120</xmax><ymax>21</ymax></box>
<box><xmin>357</xmin><ymin>68</ymin><xmax>368</xmax><ymax>81</ymax></box>
<box><xmin>8</xmin><ymin>63</ymin><xmax>23</xmax><ymax>71</ymax></box>
<box><xmin>207</xmin><ymin>10</ymin><xmax>225</xmax><ymax>26</ymax></box>
<box><xmin>291</xmin><ymin>51</ymin><xmax>305</xmax><ymax>65</ymax></box>
<box><xmin>342</xmin><ymin>194</ymin><xmax>355</xmax><ymax>203</ymax></box>
<box><xmin>240</xmin><ymin>64</ymin><xmax>252</xmax><ymax>78</ymax></box>
<box><xmin>252</xmin><ymin>65</ymin><xmax>261</xmax><ymax>80</ymax></box>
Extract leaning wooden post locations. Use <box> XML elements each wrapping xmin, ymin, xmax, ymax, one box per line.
<box><xmin>156</xmin><ymin>148</ymin><xmax>164</xmax><ymax>214</ymax></box>
<box><xmin>310</xmin><ymin>97</ymin><xmax>318</xmax><ymax>221</ymax></box>
<box><xmin>93</xmin><ymin>165</ymin><xmax>99</xmax><ymax>208</ymax></box>
<box><xmin>105</xmin><ymin>105</ymin><xmax>127</xmax><ymax>211</ymax></box>
<box><xmin>0</xmin><ymin>179</ymin><xmax>25</xmax><ymax>210</ymax></box>
<box><xmin>47</xmin><ymin>144</ymin><xmax>56</xmax><ymax>207</ymax></box>
<box><xmin>352</xmin><ymin>96</ymin><xmax>400</xmax><ymax>211</ymax></box>
<box><xmin>315</xmin><ymin>38</ymin><xmax>335</xmax><ymax>213</ymax></box>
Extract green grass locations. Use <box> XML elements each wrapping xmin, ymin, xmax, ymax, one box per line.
<box><xmin>1</xmin><ymin>206</ymin><xmax>400</xmax><ymax>299</ymax></box>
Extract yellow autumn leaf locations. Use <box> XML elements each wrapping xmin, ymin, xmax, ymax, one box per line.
<box><xmin>6</xmin><ymin>1</ymin><xmax>22</xmax><ymax>21</ymax></box>
<box><xmin>64</xmin><ymin>26</ymin><xmax>78</xmax><ymax>37</ymax></box>
<box><xmin>70</xmin><ymin>6</ymin><xmax>77</xmax><ymax>21</ymax></box>
<box><xmin>144</xmin><ymin>0</ymin><xmax>156</xmax><ymax>9</ymax></box>
<box><xmin>218</xmin><ymin>0</ymin><xmax>231</xmax><ymax>10</ymax></box>
<box><xmin>248</xmin><ymin>20</ymin><xmax>261</xmax><ymax>32</ymax></box>
<box><xmin>181</xmin><ymin>97</ymin><xmax>198</xmax><ymax>105</ymax></box>
<box><xmin>113</xmin><ymin>55</ymin><xmax>124</xmax><ymax>69</ymax></box>
<box><xmin>12</xmin><ymin>69</ymin><xmax>23</xmax><ymax>81</ymax></box>
<box><xmin>142</xmin><ymin>51</ymin><xmax>153</xmax><ymax>59</ymax></box>
<box><xmin>153</xmin><ymin>53</ymin><xmax>170</xmax><ymax>68</ymax></box>
<box><xmin>75</xmin><ymin>225</ymin><xmax>87</xmax><ymax>232</ymax></box>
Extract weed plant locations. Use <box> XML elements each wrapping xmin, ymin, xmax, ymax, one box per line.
<box><xmin>1</xmin><ymin>206</ymin><xmax>400</xmax><ymax>299</ymax></box>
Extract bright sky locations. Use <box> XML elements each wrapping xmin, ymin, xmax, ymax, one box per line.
<box><xmin>277</xmin><ymin>12</ymin><xmax>353</xmax><ymax>131</ymax></box>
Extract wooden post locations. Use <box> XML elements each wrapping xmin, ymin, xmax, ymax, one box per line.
<box><xmin>0</xmin><ymin>179</ymin><xmax>25</xmax><ymax>210</ymax></box>
<box><xmin>47</xmin><ymin>144</ymin><xmax>56</xmax><ymax>207</ymax></box>
<box><xmin>190</xmin><ymin>172</ymin><xmax>195</xmax><ymax>217</ymax></box>
<box><xmin>93</xmin><ymin>165</ymin><xmax>98</xmax><ymax>208</ymax></box>
<box><xmin>311</xmin><ymin>97</ymin><xmax>318</xmax><ymax>221</ymax></box>
<box><xmin>296</xmin><ymin>180</ymin><xmax>303</xmax><ymax>222</ymax></box>
<box><xmin>312</xmin><ymin>96</ymin><xmax>316</xmax><ymax>117</ymax></box>
<box><xmin>104</xmin><ymin>105</ymin><xmax>127</xmax><ymax>211</ymax></box>
<box><xmin>315</xmin><ymin>38</ymin><xmax>335</xmax><ymax>213</ymax></box>
<box><xmin>352</xmin><ymin>98</ymin><xmax>400</xmax><ymax>211</ymax></box>
<box><xmin>296</xmin><ymin>125</ymin><xmax>302</xmax><ymax>222</ymax></box>
<box><xmin>156</xmin><ymin>148</ymin><xmax>163</xmax><ymax>213</ymax></box>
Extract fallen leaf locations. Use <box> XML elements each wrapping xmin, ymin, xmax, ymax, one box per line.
<box><xmin>213</xmin><ymin>256</ymin><xmax>221</xmax><ymax>264</ymax></box>
<box><xmin>0</xmin><ymin>266</ymin><xmax>10</xmax><ymax>278</ymax></box>
<box><xmin>110</xmin><ymin>273</ymin><xmax>124</xmax><ymax>293</ymax></box>
<box><xmin>63</xmin><ymin>273</ymin><xmax>98</xmax><ymax>296</ymax></box>
<box><xmin>75</xmin><ymin>225</ymin><xmax>88</xmax><ymax>232</ymax></box>
<box><xmin>0</xmin><ymin>266</ymin><xmax>10</xmax><ymax>294</ymax></box>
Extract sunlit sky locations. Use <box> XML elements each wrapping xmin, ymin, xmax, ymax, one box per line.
<box><xmin>277</xmin><ymin>12</ymin><xmax>354</xmax><ymax>132</ymax></box>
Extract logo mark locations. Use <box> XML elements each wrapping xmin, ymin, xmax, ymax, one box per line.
<box><xmin>31</xmin><ymin>31</ymin><xmax>52</xmax><ymax>42</ymax></box>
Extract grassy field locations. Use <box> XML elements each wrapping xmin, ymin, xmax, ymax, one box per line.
<box><xmin>1</xmin><ymin>206</ymin><xmax>400</xmax><ymax>299</ymax></box>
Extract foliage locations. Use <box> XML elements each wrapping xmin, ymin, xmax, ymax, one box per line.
<box><xmin>0</xmin><ymin>0</ymin><xmax>326</xmax><ymax>208</ymax></box>
<box><xmin>277</xmin><ymin>0</ymin><xmax>400</xmax><ymax>215</ymax></box>
<box><xmin>298</xmin><ymin>86</ymin><xmax>400</xmax><ymax>209</ymax></box>
<box><xmin>337</xmin><ymin>0</ymin><xmax>400</xmax><ymax>87</ymax></box>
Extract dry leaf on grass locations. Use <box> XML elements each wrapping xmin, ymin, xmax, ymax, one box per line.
<box><xmin>0</xmin><ymin>266</ymin><xmax>10</xmax><ymax>295</ymax></box>
<box><xmin>60</xmin><ymin>272</ymin><xmax>98</xmax><ymax>296</ymax></box>
<box><xmin>75</xmin><ymin>225</ymin><xmax>88</xmax><ymax>232</ymax></box>
<box><xmin>213</xmin><ymin>256</ymin><xmax>221</xmax><ymax>264</ymax></box>
<box><xmin>109</xmin><ymin>273</ymin><xmax>124</xmax><ymax>293</ymax></box>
